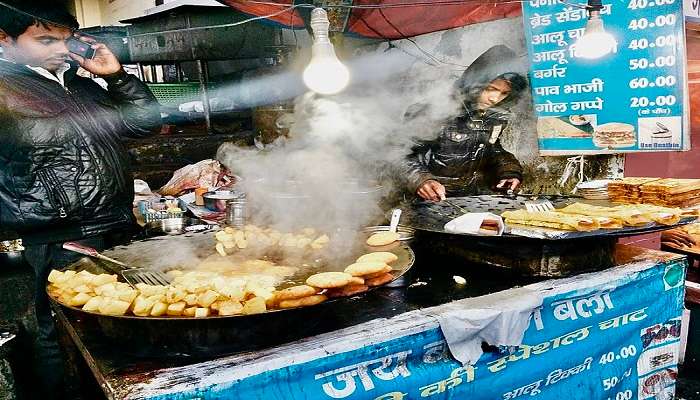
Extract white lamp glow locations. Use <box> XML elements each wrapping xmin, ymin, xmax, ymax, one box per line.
<box><xmin>303</xmin><ymin>8</ymin><xmax>350</xmax><ymax>95</ymax></box>
<box><xmin>575</xmin><ymin>11</ymin><xmax>617</xmax><ymax>59</ymax></box>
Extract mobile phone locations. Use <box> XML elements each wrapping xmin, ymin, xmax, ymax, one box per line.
<box><xmin>66</xmin><ymin>37</ymin><xmax>95</xmax><ymax>59</ymax></box>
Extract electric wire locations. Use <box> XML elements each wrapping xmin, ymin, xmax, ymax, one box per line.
<box><xmin>0</xmin><ymin>0</ymin><xmax>590</xmax><ymax>69</ymax></box>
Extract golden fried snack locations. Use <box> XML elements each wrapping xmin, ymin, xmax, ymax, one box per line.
<box><xmin>98</xmin><ymin>299</ymin><xmax>131</xmax><ymax>316</ymax></box>
<box><xmin>593</xmin><ymin>217</ymin><xmax>623</xmax><ymax>230</ymax></box>
<box><xmin>344</xmin><ymin>261</ymin><xmax>390</xmax><ymax>277</ymax></box>
<box><xmin>215</xmin><ymin>242</ymin><xmax>227</xmax><ymax>257</ymax></box>
<box><xmin>559</xmin><ymin>203</ymin><xmax>649</xmax><ymax>227</ymax></box>
<box><xmin>82</xmin><ymin>296</ymin><xmax>103</xmax><ymax>312</ymax></box>
<box><xmin>241</xmin><ymin>297</ymin><xmax>267</xmax><ymax>315</ymax></box>
<box><xmin>326</xmin><ymin>284</ymin><xmax>369</xmax><ymax>298</ymax></box>
<box><xmin>348</xmin><ymin>276</ymin><xmax>365</xmax><ymax>285</ymax></box>
<box><xmin>167</xmin><ymin>301</ymin><xmax>187</xmax><ymax>316</ymax></box>
<box><xmin>274</xmin><ymin>285</ymin><xmax>318</xmax><ymax>302</ymax></box>
<box><xmin>363</xmin><ymin>267</ymin><xmax>393</xmax><ymax>279</ymax></box>
<box><xmin>356</xmin><ymin>252</ymin><xmax>399</xmax><ymax>264</ymax></box>
<box><xmin>615</xmin><ymin>204</ymin><xmax>682</xmax><ymax>225</ymax></box>
<box><xmin>195</xmin><ymin>307</ymin><xmax>210</xmax><ymax>318</ymax></box>
<box><xmin>366</xmin><ymin>232</ymin><xmax>400</xmax><ymax>246</ymax></box>
<box><xmin>183</xmin><ymin>306</ymin><xmax>197</xmax><ymax>317</ymax></box>
<box><xmin>150</xmin><ymin>302</ymin><xmax>168</xmax><ymax>317</ymax></box>
<box><xmin>306</xmin><ymin>272</ymin><xmax>354</xmax><ymax>289</ymax></box>
<box><xmin>501</xmin><ymin>210</ymin><xmax>601</xmax><ymax>231</ymax></box>
<box><xmin>278</xmin><ymin>294</ymin><xmax>328</xmax><ymax>309</ymax></box>
<box><xmin>365</xmin><ymin>273</ymin><xmax>394</xmax><ymax>287</ymax></box>
<box><xmin>218</xmin><ymin>300</ymin><xmax>243</xmax><ymax>316</ymax></box>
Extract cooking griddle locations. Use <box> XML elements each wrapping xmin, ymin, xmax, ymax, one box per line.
<box><xmin>401</xmin><ymin>195</ymin><xmax>698</xmax><ymax>240</ymax></box>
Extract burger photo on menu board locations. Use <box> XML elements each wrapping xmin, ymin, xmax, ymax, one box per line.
<box><xmin>593</xmin><ymin>122</ymin><xmax>637</xmax><ymax>149</ymax></box>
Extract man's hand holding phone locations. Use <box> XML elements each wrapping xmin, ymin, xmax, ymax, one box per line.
<box><xmin>67</xmin><ymin>34</ymin><xmax>122</xmax><ymax>77</ymax></box>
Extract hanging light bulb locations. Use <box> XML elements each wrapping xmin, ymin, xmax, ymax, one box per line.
<box><xmin>303</xmin><ymin>8</ymin><xmax>350</xmax><ymax>95</ymax></box>
<box><xmin>575</xmin><ymin>1</ymin><xmax>617</xmax><ymax>59</ymax></box>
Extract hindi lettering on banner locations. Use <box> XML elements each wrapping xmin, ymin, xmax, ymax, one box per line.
<box><xmin>532</xmin><ymin>49</ymin><xmax>568</xmax><ymax>64</ymax></box>
<box><xmin>534</xmin><ymin>85</ymin><xmax>561</xmax><ymax>96</ymax></box>
<box><xmin>566</xmin><ymin>28</ymin><xmax>585</xmax><ymax>41</ymax></box>
<box><xmin>535</xmin><ymin>100</ymin><xmax>568</xmax><ymax>114</ymax></box>
<box><xmin>570</xmin><ymin>97</ymin><xmax>604</xmax><ymax>112</ymax></box>
<box><xmin>487</xmin><ymin>326</ymin><xmax>592</xmax><ymax>374</ymax></box>
<box><xmin>551</xmin><ymin>291</ymin><xmax>614</xmax><ymax>321</ymax></box>
<box><xmin>502</xmin><ymin>380</ymin><xmax>543</xmax><ymax>399</ymax></box>
<box><xmin>556</xmin><ymin>4</ymin><xmax>611</xmax><ymax>23</ymax></box>
<box><xmin>544</xmin><ymin>357</ymin><xmax>594</xmax><ymax>386</ymax></box>
<box><xmin>315</xmin><ymin>351</ymin><xmax>412</xmax><ymax>399</ymax></box>
<box><xmin>529</xmin><ymin>0</ymin><xmax>559</xmax><ymax>8</ymax></box>
<box><xmin>532</xmin><ymin>31</ymin><xmax>568</xmax><ymax>47</ymax></box>
<box><xmin>599</xmin><ymin>307</ymin><xmax>649</xmax><ymax>330</ymax></box>
<box><xmin>500</xmin><ymin>356</ymin><xmax>593</xmax><ymax>399</ymax></box>
<box><xmin>419</xmin><ymin>366</ymin><xmax>476</xmax><ymax>397</ymax></box>
<box><xmin>533</xmin><ymin>64</ymin><xmax>567</xmax><ymax>80</ymax></box>
<box><xmin>563</xmin><ymin>78</ymin><xmax>604</xmax><ymax>95</ymax></box>
<box><xmin>529</xmin><ymin>13</ymin><xmax>553</xmax><ymax>29</ymax></box>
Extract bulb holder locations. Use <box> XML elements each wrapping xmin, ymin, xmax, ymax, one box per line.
<box><xmin>584</xmin><ymin>12</ymin><xmax>604</xmax><ymax>34</ymax></box>
<box><xmin>310</xmin><ymin>8</ymin><xmax>331</xmax><ymax>43</ymax></box>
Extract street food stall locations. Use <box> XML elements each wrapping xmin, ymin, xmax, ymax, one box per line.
<box><xmin>48</xmin><ymin>185</ymin><xmax>697</xmax><ymax>399</ymax></box>
<box><xmin>7</xmin><ymin>0</ymin><xmax>700</xmax><ymax>399</ymax></box>
<box><xmin>51</xmin><ymin>240</ymin><xmax>688</xmax><ymax>400</ymax></box>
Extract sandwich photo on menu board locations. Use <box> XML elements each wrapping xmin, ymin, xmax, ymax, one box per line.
<box><xmin>592</xmin><ymin>123</ymin><xmax>636</xmax><ymax>149</ymax></box>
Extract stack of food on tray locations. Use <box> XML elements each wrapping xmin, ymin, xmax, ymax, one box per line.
<box><xmin>639</xmin><ymin>179</ymin><xmax>700</xmax><ymax>208</ymax></box>
<box><xmin>608</xmin><ymin>177</ymin><xmax>700</xmax><ymax>208</ymax></box>
<box><xmin>607</xmin><ymin>177</ymin><xmax>661</xmax><ymax>204</ymax></box>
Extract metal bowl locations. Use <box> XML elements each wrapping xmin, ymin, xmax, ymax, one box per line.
<box><xmin>144</xmin><ymin>217</ymin><xmax>212</xmax><ymax>236</ymax></box>
<box><xmin>362</xmin><ymin>225</ymin><xmax>415</xmax><ymax>242</ymax></box>
<box><xmin>203</xmin><ymin>190</ymin><xmax>243</xmax><ymax>212</ymax></box>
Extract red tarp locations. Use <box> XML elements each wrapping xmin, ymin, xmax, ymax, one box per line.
<box><xmin>217</xmin><ymin>1</ymin><xmax>522</xmax><ymax>39</ymax></box>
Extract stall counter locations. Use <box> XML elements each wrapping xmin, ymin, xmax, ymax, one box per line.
<box><xmin>54</xmin><ymin>245</ymin><xmax>687</xmax><ymax>400</ymax></box>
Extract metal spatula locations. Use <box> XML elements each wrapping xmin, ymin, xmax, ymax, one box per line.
<box><xmin>524</xmin><ymin>200</ymin><xmax>555</xmax><ymax>213</ymax></box>
<box><xmin>389</xmin><ymin>209</ymin><xmax>402</xmax><ymax>233</ymax></box>
<box><xmin>62</xmin><ymin>242</ymin><xmax>171</xmax><ymax>287</ymax></box>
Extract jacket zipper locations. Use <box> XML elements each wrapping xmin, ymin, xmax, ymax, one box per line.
<box><xmin>47</xmin><ymin>168</ymin><xmax>72</xmax><ymax>217</ymax></box>
<box><xmin>65</xmin><ymin>87</ymin><xmax>127</xmax><ymax>190</ymax></box>
<box><xmin>38</xmin><ymin>170</ymin><xmax>68</xmax><ymax>218</ymax></box>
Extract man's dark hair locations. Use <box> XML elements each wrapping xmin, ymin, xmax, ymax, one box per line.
<box><xmin>0</xmin><ymin>1</ymin><xmax>79</xmax><ymax>38</ymax></box>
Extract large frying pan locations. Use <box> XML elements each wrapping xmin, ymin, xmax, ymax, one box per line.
<box><xmin>49</xmin><ymin>230</ymin><xmax>415</xmax><ymax>358</ymax></box>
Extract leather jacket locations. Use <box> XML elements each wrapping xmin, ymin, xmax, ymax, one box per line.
<box><xmin>405</xmin><ymin>106</ymin><xmax>523</xmax><ymax>195</ymax></box>
<box><xmin>0</xmin><ymin>60</ymin><xmax>161</xmax><ymax>244</ymax></box>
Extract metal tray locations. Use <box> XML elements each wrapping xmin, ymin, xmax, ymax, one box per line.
<box><xmin>400</xmin><ymin>194</ymin><xmax>698</xmax><ymax>241</ymax></box>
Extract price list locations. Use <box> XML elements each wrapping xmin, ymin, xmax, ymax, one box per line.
<box><xmin>522</xmin><ymin>0</ymin><xmax>689</xmax><ymax>155</ymax></box>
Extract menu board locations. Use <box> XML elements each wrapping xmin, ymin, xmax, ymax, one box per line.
<box><xmin>522</xmin><ymin>0</ymin><xmax>689</xmax><ymax>155</ymax></box>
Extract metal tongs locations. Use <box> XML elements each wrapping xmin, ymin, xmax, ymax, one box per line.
<box><xmin>438</xmin><ymin>191</ymin><xmax>469</xmax><ymax>215</ymax></box>
<box><xmin>62</xmin><ymin>242</ymin><xmax>171</xmax><ymax>287</ymax></box>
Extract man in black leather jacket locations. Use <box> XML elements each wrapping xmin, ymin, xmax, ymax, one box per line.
<box><xmin>0</xmin><ymin>3</ymin><xmax>161</xmax><ymax>397</ymax></box>
<box><xmin>404</xmin><ymin>46</ymin><xmax>526</xmax><ymax>202</ymax></box>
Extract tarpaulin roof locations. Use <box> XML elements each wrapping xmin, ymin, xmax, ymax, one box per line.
<box><xmin>216</xmin><ymin>1</ymin><xmax>522</xmax><ymax>39</ymax></box>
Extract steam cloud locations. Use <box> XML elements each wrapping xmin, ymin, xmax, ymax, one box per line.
<box><xmin>213</xmin><ymin>22</ymin><xmax>532</xmax><ymax>255</ymax></box>
<box><xmin>216</xmin><ymin>45</ymin><xmax>466</xmax><ymax>237</ymax></box>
